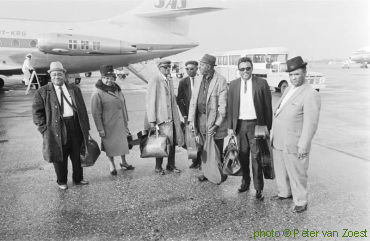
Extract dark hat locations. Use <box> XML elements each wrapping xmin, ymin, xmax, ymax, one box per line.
<box><xmin>100</xmin><ymin>65</ymin><xmax>116</xmax><ymax>77</ymax></box>
<box><xmin>200</xmin><ymin>54</ymin><xmax>216</xmax><ymax>66</ymax></box>
<box><xmin>157</xmin><ymin>59</ymin><xmax>171</xmax><ymax>68</ymax></box>
<box><xmin>286</xmin><ymin>56</ymin><xmax>307</xmax><ymax>72</ymax></box>
<box><xmin>185</xmin><ymin>60</ymin><xmax>198</xmax><ymax>66</ymax></box>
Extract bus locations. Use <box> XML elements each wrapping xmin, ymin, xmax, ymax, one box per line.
<box><xmin>213</xmin><ymin>47</ymin><xmax>325</xmax><ymax>93</ymax></box>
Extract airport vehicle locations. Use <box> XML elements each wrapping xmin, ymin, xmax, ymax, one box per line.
<box><xmin>214</xmin><ymin>47</ymin><xmax>326</xmax><ymax>92</ymax></box>
<box><xmin>0</xmin><ymin>0</ymin><xmax>223</xmax><ymax>89</ymax></box>
<box><xmin>350</xmin><ymin>46</ymin><xmax>370</xmax><ymax>68</ymax></box>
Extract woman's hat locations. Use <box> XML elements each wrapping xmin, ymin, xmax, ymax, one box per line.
<box><xmin>47</xmin><ymin>61</ymin><xmax>66</xmax><ymax>73</ymax></box>
<box><xmin>100</xmin><ymin>65</ymin><xmax>116</xmax><ymax>77</ymax></box>
<box><xmin>286</xmin><ymin>56</ymin><xmax>307</xmax><ymax>72</ymax></box>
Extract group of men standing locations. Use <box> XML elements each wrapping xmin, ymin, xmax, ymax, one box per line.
<box><xmin>173</xmin><ymin>54</ymin><xmax>321</xmax><ymax>213</ymax></box>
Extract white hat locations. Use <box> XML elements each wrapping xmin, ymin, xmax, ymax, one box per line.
<box><xmin>47</xmin><ymin>61</ymin><xmax>66</xmax><ymax>73</ymax></box>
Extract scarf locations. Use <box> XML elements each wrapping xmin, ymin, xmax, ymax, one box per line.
<box><xmin>95</xmin><ymin>79</ymin><xmax>121</xmax><ymax>92</ymax></box>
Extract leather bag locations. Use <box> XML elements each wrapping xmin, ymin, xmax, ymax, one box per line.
<box><xmin>140</xmin><ymin>129</ymin><xmax>170</xmax><ymax>158</ymax></box>
<box><xmin>254</xmin><ymin>125</ymin><xmax>275</xmax><ymax>179</ymax></box>
<box><xmin>185</xmin><ymin>125</ymin><xmax>198</xmax><ymax>159</ymax></box>
<box><xmin>80</xmin><ymin>135</ymin><xmax>101</xmax><ymax>167</ymax></box>
<box><xmin>222</xmin><ymin>135</ymin><xmax>242</xmax><ymax>176</ymax></box>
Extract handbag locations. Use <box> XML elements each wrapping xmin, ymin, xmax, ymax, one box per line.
<box><xmin>80</xmin><ymin>134</ymin><xmax>101</xmax><ymax>167</ymax></box>
<box><xmin>257</xmin><ymin>138</ymin><xmax>275</xmax><ymax>179</ymax></box>
<box><xmin>158</xmin><ymin>121</ymin><xmax>174</xmax><ymax>146</ymax></box>
<box><xmin>140</xmin><ymin>128</ymin><xmax>170</xmax><ymax>158</ymax></box>
<box><xmin>185</xmin><ymin>125</ymin><xmax>198</xmax><ymax>159</ymax></box>
<box><xmin>222</xmin><ymin>135</ymin><xmax>242</xmax><ymax>176</ymax></box>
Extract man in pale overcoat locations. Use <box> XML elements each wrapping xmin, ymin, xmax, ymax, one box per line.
<box><xmin>271</xmin><ymin>56</ymin><xmax>321</xmax><ymax>213</ymax></box>
<box><xmin>32</xmin><ymin>61</ymin><xmax>90</xmax><ymax>190</ymax></box>
<box><xmin>188</xmin><ymin>54</ymin><xmax>228</xmax><ymax>184</ymax></box>
<box><xmin>145</xmin><ymin>59</ymin><xmax>184</xmax><ymax>175</ymax></box>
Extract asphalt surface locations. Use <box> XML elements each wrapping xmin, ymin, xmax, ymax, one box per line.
<box><xmin>0</xmin><ymin>65</ymin><xmax>369</xmax><ymax>241</ymax></box>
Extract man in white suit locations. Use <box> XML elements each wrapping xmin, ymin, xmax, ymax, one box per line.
<box><xmin>271</xmin><ymin>56</ymin><xmax>321</xmax><ymax>213</ymax></box>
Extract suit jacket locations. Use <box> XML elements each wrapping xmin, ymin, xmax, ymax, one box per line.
<box><xmin>176</xmin><ymin>76</ymin><xmax>193</xmax><ymax>118</ymax></box>
<box><xmin>32</xmin><ymin>82</ymin><xmax>90</xmax><ymax>163</ymax></box>
<box><xmin>228</xmin><ymin>76</ymin><xmax>272</xmax><ymax>132</ymax></box>
<box><xmin>144</xmin><ymin>71</ymin><xmax>184</xmax><ymax>147</ymax></box>
<box><xmin>188</xmin><ymin>71</ymin><xmax>228</xmax><ymax>139</ymax></box>
<box><xmin>271</xmin><ymin>83</ymin><xmax>321</xmax><ymax>154</ymax></box>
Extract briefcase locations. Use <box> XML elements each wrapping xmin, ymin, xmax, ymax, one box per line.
<box><xmin>140</xmin><ymin>129</ymin><xmax>170</xmax><ymax>158</ymax></box>
<box><xmin>257</xmin><ymin>138</ymin><xmax>275</xmax><ymax>179</ymax></box>
<box><xmin>222</xmin><ymin>135</ymin><xmax>242</xmax><ymax>176</ymax></box>
<box><xmin>80</xmin><ymin>135</ymin><xmax>101</xmax><ymax>167</ymax></box>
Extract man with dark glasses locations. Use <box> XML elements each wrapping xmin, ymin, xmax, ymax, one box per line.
<box><xmin>176</xmin><ymin>60</ymin><xmax>201</xmax><ymax>169</ymax></box>
<box><xmin>227</xmin><ymin>56</ymin><xmax>272</xmax><ymax>200</ymax></box>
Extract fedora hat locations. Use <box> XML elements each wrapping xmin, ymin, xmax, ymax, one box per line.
<box><xmin>286</xmin><ymin>56</ymin><xmax>307</xmax><ymax>72</ymax></box>
<box><xmin>47</xmin><ymin>61</ymin><xmax>66</xmax><ymax>73</ymax></box>
<box><xmin>200</xmin><ymin>54</ymin><xmax>216</xmax><ymax>66</ymax></box>
<box><xmin>157</xmin><ymin>59</ymin><xmax>171</xmax><ymax>68</ymax></box>
<box><xmin>100</xmin><ymin>65</ymin><xmax>116</xmax><ymax>77</ymax></box>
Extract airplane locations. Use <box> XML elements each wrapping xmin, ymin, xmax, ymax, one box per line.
<box><xmin>349</xmin><ymin>46</ymin><xmax>370</xmax><ymax>68</ymax></box>
<box><xmin>0</xmin><ymin>0</ymin><xmax>224</xmax><ymax>89</ymax></box>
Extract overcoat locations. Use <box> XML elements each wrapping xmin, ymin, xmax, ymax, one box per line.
<box><xmin>145</xmin><ymin>71</ymin><xmax>184</xmax><ymax>147</ymax></box>
<box><xmin>91</xmin><ymin>87</ymin><xmax>130</xmax><ymax>156</ymax></box>
<box><xmin>32</xmin><ymin>82</ymin><xmax>90</xmax><ymax>163</ymax></box>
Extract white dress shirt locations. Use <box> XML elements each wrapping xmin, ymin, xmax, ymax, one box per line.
<box><xmin>239</xmin><ymin>77</ymin><xmax>257</xmax><ymax>120</ymax></box>
<box><xmin>53</xmin><ymin>83</ymin><xmax>74</xmax><ymax>117</ymax></box>
<box><xmin>189</xmin><ymin>76</ymin><xmax>195</xmax><ymax>92</ymax></box>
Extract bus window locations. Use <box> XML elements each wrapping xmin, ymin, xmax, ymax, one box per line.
<box><xmin>253</xmin><ymin>54</ymin><xmax>265</xmax><ymax>63</ymax></box>
<box><xmin>280</xmin><ymin>63</ymin><xmax>287</xmax><ymax>72</ymax></box>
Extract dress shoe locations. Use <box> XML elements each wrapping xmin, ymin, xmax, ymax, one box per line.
<box><xmin>110</xmin><ymin>169</ymin><xmax>117</xmax><ymax>176</ymax></box>
<box><xmin>189</xmin><ymin>163</ymin><xmax>200</xmax><ymax>169</ymax></box>
<box><xmin>120</xmin><ymin>163</ymin><xmax>135</xmax><ymax>170</ymax></box>
<box><xmin>155</xmin><ymin>168</ymin><xmax>165</xmax><ymax>175</ymax></box>
<box><xmin>255</xmin><ymin>190</ymin><xmax>264</xmax><ymax>200</ymax></box>
<box><xmin>166</xmin><ymin>166</ymin><xmax>181</xmax><ymax>173</ymax></box>
<box><xmin>74</xmin><ymin>179</ymin><xmax>89</xmax><ymax>185</ymax></box>
<box><xmin>293</xmin><ymin>204</ymin><xmax>307</xmax><ymax>213</ymax></box>
<box><xmin>58</xmin><ymin>184</ymin><xmax>68</xmax><ymax>190</ymax></box>
<box><xmin>272</xmin><ymin>195</ymin><xmax>292</xmax><ymax>201</ymax></box>
<box><xmin>198</xmin><ymin>175</ymin><xmax>207</xmax><ymax>182</ymax></box>
<box><xmin>238</xmin><ymin>184</ymin><xmax>250</xmax><ymax>193</ymax></box>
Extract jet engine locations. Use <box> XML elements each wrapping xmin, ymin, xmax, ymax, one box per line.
<box><xmin>37</xmin><ymin>33</ymin><xmax>137</xmax><ymax>56</ymax></box>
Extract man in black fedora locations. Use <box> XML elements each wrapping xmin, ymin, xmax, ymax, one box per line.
<box><xmin>271</xmin><ymin>56</ymin><xmax>321</xmax><ymax>213</ymax></box>
<box><xmin>188</xmin><ymin>54</ymin><xmax>228</xmax><ymax>184</ymax></box>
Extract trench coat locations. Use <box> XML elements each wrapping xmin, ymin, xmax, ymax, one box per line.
<box><xmin>91</xmin><ymin>88</ymin><xmax>130</xmax><ymax>157</ymax></box>
<box><xmin>144</xmin><ymin>71</ymin><xmax>184</xmax><ymax>147</ymax></box>
<box><xmin>32</xmin><ymin>82</ymin><xmax>90</xmax><ymax>163</ymax></box>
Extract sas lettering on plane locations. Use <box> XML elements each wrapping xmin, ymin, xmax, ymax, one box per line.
<box><xmin>154</xmin><ymin>0</ymin><xmax>187</xmax><ymax>9</ymax></box>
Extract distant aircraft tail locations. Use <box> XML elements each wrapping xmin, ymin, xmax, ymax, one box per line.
<box><xmin>108</xmin><ymin>0</ymin><xmax>224</xmax><ymax>36</ymax></box>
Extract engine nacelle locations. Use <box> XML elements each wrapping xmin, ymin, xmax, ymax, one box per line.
<box><xmin>37</xmin><ymin>33</ymin><xmax>137</xmax><ymax>56</ymax></box>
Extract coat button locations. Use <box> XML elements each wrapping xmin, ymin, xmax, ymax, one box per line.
<box><xmin>56</xmin><ymin>134</ymin><xmax>59</xmax><ymax>137</ymax></box>
<box><xmin>55</xmin><ymin>105</ymin><xmax>58</xmax><ymax>108</ymax></box>
<box><xmin>55</xmin><ymin>120</ymin><xmax>58</xmax><ymax>123</ymax></box>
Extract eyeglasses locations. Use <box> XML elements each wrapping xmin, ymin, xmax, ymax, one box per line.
<box><xmin>160</xmin><ymin>65</ymin><xmax>171</xmax><ymax>69</ymax></box>
<box><xmin>186</xmin><ymin>68</ymin><xmax>195</xmax><ymax>71</ymax></box>
<box><xmin>239</xmin><ymin>67</ymin><xmax>252</xmax><ymax>72</ymax></box>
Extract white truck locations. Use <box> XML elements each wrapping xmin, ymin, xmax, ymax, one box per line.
<box><xmin>255</xmin><ymin>61</ymin><xmax>326</xmax><ymax>93</ymax></box>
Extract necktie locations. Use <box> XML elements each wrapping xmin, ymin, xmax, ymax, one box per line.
<box><xmin>59</xmin><ymin>86</ymin><xmax>64</xmax><ymax>115</ymax></box>
<box><xmin>244</xmin><ymin>79</ymin><xmax>247</xmax><ymax>93</ymax></box>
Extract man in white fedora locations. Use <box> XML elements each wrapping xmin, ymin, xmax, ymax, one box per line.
<box><xmin>32</xmin><ymin>61</ymin><xmax>90</xmax><ymax>190</ymax></box>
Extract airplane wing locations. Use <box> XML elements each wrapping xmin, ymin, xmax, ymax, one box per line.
<box><xmin>136</xmin><ymin>7</ymin><xmax>224</xmax><ymax>18</ymax></box>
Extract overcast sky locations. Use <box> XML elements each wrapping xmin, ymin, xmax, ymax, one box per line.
<box><xmin>2</xmin><ymin>0</ymin><xmax>369</xmax><ymax>60</ymax></box>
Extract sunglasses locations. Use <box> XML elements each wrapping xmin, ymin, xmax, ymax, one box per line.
<box><xmin>160</xmin><ymin>65</ymin><xmax>171</xmax><ymax>69</ymax></box>
<box><xmin>239</xmin><ymin>67</ymin><xmax>252</xmax><ymax>72</ymax></box>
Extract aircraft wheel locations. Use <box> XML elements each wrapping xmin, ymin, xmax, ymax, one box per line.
<box><xmin>85</xmin><ymin>72</ymin><xmax>92</xmax><ymax>77</ymax></box>
<box><xmin>75</xmin><ymin>78</ymin><xmax>81</xmax><ymax>85</ymax></box>
<box><xmin>0</xmin><ymin>78</ymin><xmax>4</xmax><ymax>89</ymax></box>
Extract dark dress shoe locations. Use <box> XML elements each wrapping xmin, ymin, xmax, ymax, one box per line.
<box><xmin>272</xmin><ymin>195</ymin><xmax>292</xmax><ymax>201</ymax></box>
<box><xmin>189</xmin><ymin>163</ymin><xmax>200</xmax><ymax>169</ymax></box>
<box><xmin>110</xmin><ymin>170</ymin><xmax>117</xmax><ymax>176</ymax></box>
<box><xmin>238</xmin><ymin>184</ymin><xmax>250</xmax><ymax>193</ymax></box>
<box><xmin>256</xmin><ymin>190</ymin><xmax>264</xmax><ymax>200</ymax></box>
<box><xmin>120</xmin><ymin>163</ymin><xmax>135</xmax><ymax>170</ymax></box>
<box><xmin>293</xmin><ymin>204</ymin><xmax>307</xmax><ymax>213</ymax></box>
<box><xmin>74</xmin><ymin>179</ymin><xmax>89</xmax><ymax>185</ymax></box>
<box><xmin>166</xmin><ymin>166</ymin><xmax>181</xmax><ymax>173</ymax></box>
<box><xmin>155</xmin><ymin>168</ymin><xmax>165</xmax><ymax>175</ymax></box>
<box><xmin>198</xmin><ymin>175</ymin><xmax>207</xmax><ymax>182</ymax></box>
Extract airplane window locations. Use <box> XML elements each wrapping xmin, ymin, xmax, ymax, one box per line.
<box><xmin>73</xmin><ymin>40</ymin><xmax>77</xmax><ymax>50</ymax></box>
<box><xmin>68</xmin><ymin>40</ymin><xmax>73</xmax><ymax>49</ymax></box>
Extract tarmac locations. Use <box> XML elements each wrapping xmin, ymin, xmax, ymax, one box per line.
<box><xmin>0</xmin><ymin>64</ymin><xmax>369</xmax><ymax>240</ymax></box>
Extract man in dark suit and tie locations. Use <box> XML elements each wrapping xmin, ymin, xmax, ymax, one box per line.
<box><xmin>227</xmin><ymin>56</ymin><xmax>272</xmax><ymax>200</ymax></box>
<box><xmin>176</xmin><ymin>60</ymin><xmax>201</xmax><ymax>168</ymax></box>
<box><xmin>32</xmin><ymin>61</ymin><xmax>90</xmax><ymax>190</ymax></box>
